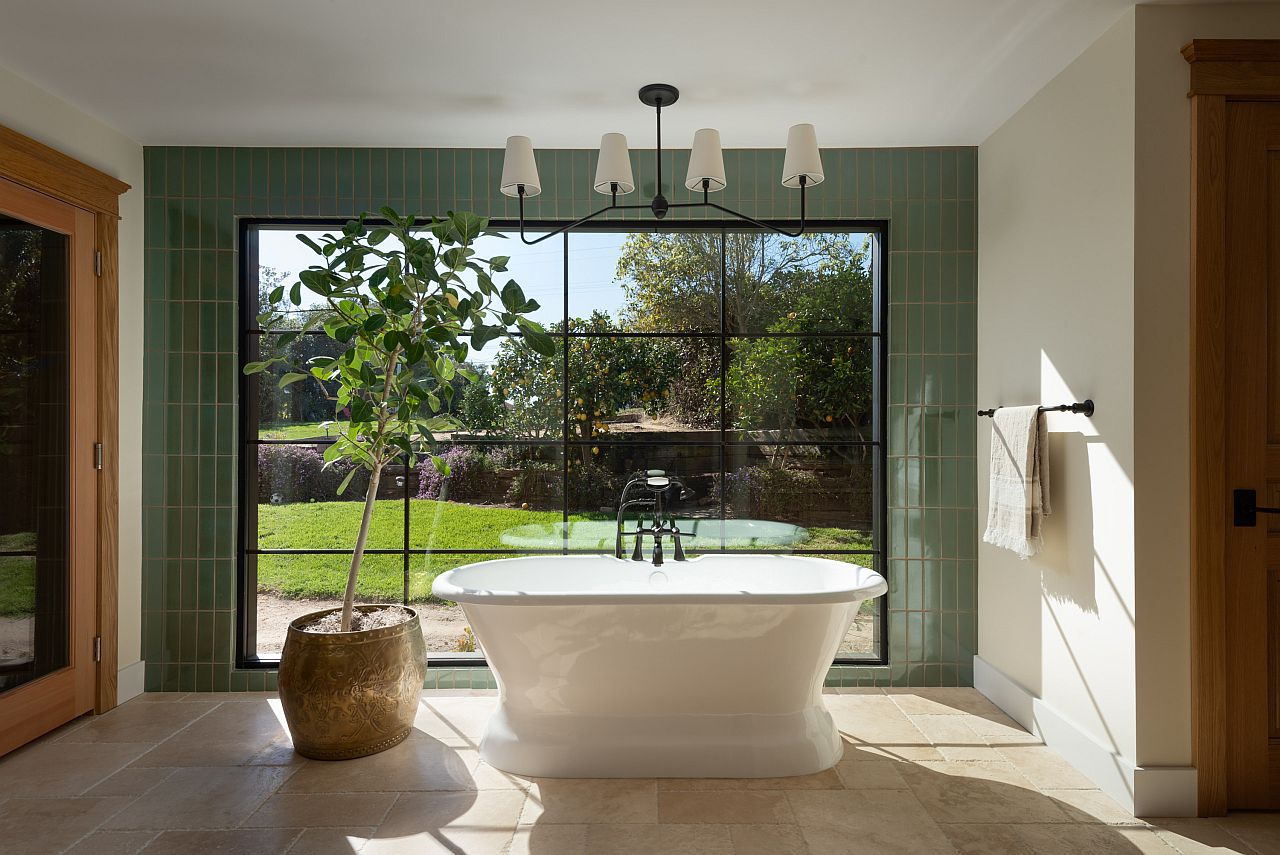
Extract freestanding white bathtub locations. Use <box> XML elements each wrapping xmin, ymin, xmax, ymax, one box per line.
<box><xmin>431</xmin><ymin>554</ymin><xmax>888</xmax><ymax>778</ymax></box>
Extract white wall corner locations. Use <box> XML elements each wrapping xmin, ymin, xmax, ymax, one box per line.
<box><xmin>974</xmin><ymin>656</ymin><xmax>1196</xmax><ymax>817</ymax></box>
<box><xmin>117</xmin><ymin>659</ymin><xmax>146</xmax><ymax>705</ymax></box>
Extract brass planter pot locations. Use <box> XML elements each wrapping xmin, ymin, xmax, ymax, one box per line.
<box><xmin>278</xmin><ymin>605</ymin><xmax>427</xmax><ymax>760</ymax></box>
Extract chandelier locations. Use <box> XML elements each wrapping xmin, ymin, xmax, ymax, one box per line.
<box><xmin>499</xmin><ymin>83</ymin><xmax>824</xmax><ymax>245</ymax></box>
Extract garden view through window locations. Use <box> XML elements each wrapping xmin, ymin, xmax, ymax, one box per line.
<box><xmin>240</xmin><ymin>223</ymin><xmax>885</xmax><ymax>664</ymax></box>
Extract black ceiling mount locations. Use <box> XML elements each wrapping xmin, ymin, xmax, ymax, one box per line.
<box><xmin>638</xmin><ymin>83</ymin><xmax>680</xmax><ymax>108</ymax></box>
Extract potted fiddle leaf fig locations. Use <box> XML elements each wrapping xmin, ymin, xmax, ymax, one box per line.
<box><xmin>245</xmin><ymin>208</ymin><xmax>552</xmax><ymax>759</ymax></box>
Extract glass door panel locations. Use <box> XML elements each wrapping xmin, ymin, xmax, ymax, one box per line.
<box><xmin>0</xmin><ymin>214</ymin><xmax>69</xmax><ymax>695</ymax></box>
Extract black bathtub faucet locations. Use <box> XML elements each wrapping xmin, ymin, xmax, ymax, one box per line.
<box><xmin>614</xmin><ymin>470</ymin><xmax>689</xmax><ymax>566</ymax></box>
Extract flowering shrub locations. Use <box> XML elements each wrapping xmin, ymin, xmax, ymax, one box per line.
<box><xmin>713</xmin><ymin>465</ymin><xmax>826</xmax><ymax>522</ymax></box>
<box><xmin>257</xmin><ymin>444</ymin><xmax>358</xmax><ymax>504</ymax></box>
<box><xmin>415</xmin><ymin>446</ymin><xmax>498</xmax><ymax>502</ymax></box>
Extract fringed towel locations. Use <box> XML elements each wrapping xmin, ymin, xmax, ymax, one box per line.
<box><xmin>983</xmin><ymin>405</ymin><xmax>1051</xmax><ymax>559</ymax></box>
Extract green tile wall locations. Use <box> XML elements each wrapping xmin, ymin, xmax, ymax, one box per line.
<box><xmin>141</xmin><ymin>146</ymin><xmax>977</xmax><ymax>691</ymax></box>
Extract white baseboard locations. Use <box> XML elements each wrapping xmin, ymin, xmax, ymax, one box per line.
<box><xmin>973</xmin><ymin>655</ymin><xmax>1197</xmax><ymax>817</ymax></box>
<box><xmin>117</xmin><ymin>659</ymin><xmax>145</xmax><ymax>705</ymax></box>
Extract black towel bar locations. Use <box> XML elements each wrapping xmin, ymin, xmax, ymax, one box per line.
<box><xmin>977</xmin><ymin>399</ymin><xmax>1094</xmax><ymax>418</ymax></box>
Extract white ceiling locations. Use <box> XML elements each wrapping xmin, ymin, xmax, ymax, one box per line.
<box><xmin>0</xmin><ymin>0</ymin><xmax>1148</xmax><ymax>148</ymax></box>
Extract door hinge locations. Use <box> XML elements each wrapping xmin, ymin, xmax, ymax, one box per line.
<box><xmin>93</xmin><ymin>636</ymin><xmax>102</xmax><ymax>663</ymax></box>
<box><xmin>94</xmin><ymin>250</ymin><xmax>102</xmax><ymax>278</ymax></box>
<box><xmin>93</xmin><ymin>442</ymin><xmax>103</xmax><ymax>471</ymax></box>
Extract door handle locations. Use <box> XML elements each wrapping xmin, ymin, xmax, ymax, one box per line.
<box><xmin>1233</xmin><ymin>488</ymin><xmax>1280</xmax><ymax>527</ymax></box>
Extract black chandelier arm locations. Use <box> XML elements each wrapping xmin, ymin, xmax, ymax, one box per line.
<box><xmin>665</xmin><ymin>177</ymin><xmax>808</xmax><ymax>238</ymax></box>
<box><xmin>515</xmin><ymin>175</ymin><xmax>809</xmax><ymax>243</ymax></box>
<box><xmin>515</xmin><ymin>185</ymin><xmax>625</xmax><ymax>245</ymax></box>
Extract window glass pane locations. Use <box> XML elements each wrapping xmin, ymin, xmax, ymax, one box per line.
<box><xmin>724</xmin><ymin>232</ymin><xmax>876</xmax><ymax>334</ymax></box>
<box><xmin>253</xmin><ymin>552</ymin><xmax>404</xmax><ymax>659</ymax></box>
<box><xmin>570</xmin><ymin>230</ymin><xmax>720</xmax><ymax>333</ymax></box>
<box><xmin>243</xmin><ymin>224</ymin><xmax>884</xmax><ymax>666</ymax></box>
<box><xmin>721</xmin><ymin>444</ymin><xmax>875</xmax><ymax>549</ymax></box>
<box><xmin>254</xmin><ymin>444</ymin><xmax>404</xmax><ymax>550</ymax></box>
<box><xmin>1</xmin><ymin>217</ymin><xmax>69</xmax><ymax>692</ymax></box>
<box><xmin>578</xmin><ymin>444</ymin><xmax>720</xmax><ymax>554</ymax></box>
<box><xmin>466</xmin><ymin>231</ymin><xmax>564</xmax><ymax>330</ymax></box>
<box><xmin>250</xmin><ymin>333</ymin><xmax>345</xmax><ymax>441</ymax></box>
<box><xmin>456</xmin><ymin>338</ymin><xmax>564</xmax><ymax>441</ymax></box>
<box><xmin>566</xmin><ymin>331</ymin><xmax>719</xmax><ymax>440</ymax></box>
<box><xmin>807</xmin><ymin>553</ymin><xmax>881</xmax><ymax>660</ymax></box>
<box><xmin>726</xmin><ymin>336</ymin><xmax>874</xmax><ymax>442</ymax></box>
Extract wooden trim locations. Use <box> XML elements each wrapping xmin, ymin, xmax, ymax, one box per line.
<box><xmin>0</xmin><ymin>125</ymin><xmax>129</xmax><ymax>217</ymax></box>
<box><xmin>1190</xmin><ymin>91</ymin><xmax>1229</xmax><ymax>817</ymax></box>
<box><xmin>0</xmin><ymin>123</ymin><xmax>126</xmax><ymax>723</ymax></box>
<box><xmin>1185</xmin><ymin>40</ymin><xmax>1280</xmax><ymax>98</ymax></box>
<box><xmin>95</xmin><ymin>212</ymin><xmax>119</xmax><ymax>714</ymax></box>
<box><xmin>1183</xmin><ymin>40</ymin><xmax>1280</xmax><ymax>64</ymax></box>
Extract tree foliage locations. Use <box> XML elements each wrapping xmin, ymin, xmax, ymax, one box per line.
<box><xmin>244</xmin><ymin>209</ymin><xmax>552</xmax><ymax>629</ymax></box>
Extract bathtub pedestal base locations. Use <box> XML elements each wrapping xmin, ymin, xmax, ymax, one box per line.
<box><xmin>481</xmin><ymin>704</ymin><xmax>843</xmax><ymax>779</ymax></box>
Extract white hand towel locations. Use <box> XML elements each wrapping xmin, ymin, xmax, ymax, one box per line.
<box><xmin>982</xmin><ymin>406</ymin><xmax>1051</xmax><ymax>559</ymax></box>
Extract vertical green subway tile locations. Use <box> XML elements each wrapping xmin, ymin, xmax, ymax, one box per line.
<box><xmin>957</xmin><ymin>151</ymin><xmax>976</xmax><ymax>200</ymax></box>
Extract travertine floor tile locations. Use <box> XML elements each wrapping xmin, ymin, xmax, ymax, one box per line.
<box><xmin>896</xmin><ymin>761</ymin><xmax>1070</xmax><ymax>824</ymax></box>
<box><xmin>363</xmin><ymin>790</ymin><xmax>524</xmax><ymax>854</ymax></box>
<box><xmin>996</xmin><ymin>744</ymin><xmax>1098</xmax><ymax>789</ymax></box>
<box><xmin>63</xmin><ymin>830</ymin><xmax>159</xmax><ymax>855</ymax></box>
<box><xmin>1213</xmin><ymin>812</ymin><xmax>1280</xmax><ymax>854</ymax></box>
<box><xmin>941</xmin><ymin>822</ymin><xmax>1176</xmax><ymax>854</ymax></box>
<box><xmin>0</xmin><ymin>796</ymin><xmax>135</xmax><ymax>855</ymax></box>
<box><xmin>129</xmin><ymin>701</ymin><xmax>297</xmax><ymax>767</ymax></box>
<box><xmin>284</xmin><ymin>826</ymin><xmax>376</xmax><ymax>854</ymax></box>
<box><xmin>56</xmin><ymin>699</ymin><xmax>216</xmax><ymax>743</ymax></box>
<box><xmin>730</xmin><ymin>823</ymin><xmax>811</xmax><ymax>855</ymax></box>
<box><xmin>790</xmin><ymin>789</ymin><xmax>955</xmax><ymax>854</ymax></box>
<box><xmin>1152</xmin><ymin>818</ymin><xmax>1263</xmax><ymax>854</ymax></box>
<box><xmin>4</xmin><ymin>689</ymin><xmax>1265</xmax><ymax>854</ymax></box>
<box><xmin>521</xmin><ymin>779</ymin><xmax>657</xmax><ymax>824</ymax></box>
<box><xmin>242</xmin><ymin>792</ymin><xmax>398</xmax><ymax>828</ymax></box>
<box><xmin>280</xmin><ymin>733</ymin><xmax>476</xmax><ymax>793</ymax></box>
<box><xmin>139</xmin><ymin>827</ymin><xmax>302</xmax><ymax>854</ymax></box>
<box><xmin>1043</xmin><ymin>787</ymin><xmax>1150</xmax><ymax>826</ymax></box>
<box><xmin>83</xmin><ymin>766</ymin><xmax>176</xmax><ymax>797</ymax></box>
<box><xmin>657</xmin><ymin>768</ymin><xmax>842</xmax><ymax>791</ymax></box>
<box><xmin>0</xmin><ymin>741</ymin><xmax>153</xmax><ymax>797</ymax></box>
<box><xmin>657</xmin><ymin>790</ymin><xmax>795</xmax><ymax>824</ymax></box>
<box><xmin>103</xmin><ymin>766</ymin><xmax>292</xmax><ymax>829</ymax></box>
<box><xmin>833</xmin><ymin>759</ymin><xmax>909</xmax><ymax>789</ymax></box>
<box><xmin>413</xmin><ymin>696</ymin><xmax>497</xmax><ymax>740</ymax></box>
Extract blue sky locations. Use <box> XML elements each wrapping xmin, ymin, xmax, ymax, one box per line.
<box><xmin>257</xmin><ymin>227</ymin><xmax>631</xmax><ymax>332</ymax></box>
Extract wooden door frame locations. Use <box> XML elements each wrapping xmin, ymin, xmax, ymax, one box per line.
<box><xmin>0</xmin><ymin>124</ymin><xmax>128</xmax><ymax>714</ymax></box>
<box><xmin>1186</xmin><ymin>39</ymin><xmax>1280</xmax><ymax>816</ymax></box>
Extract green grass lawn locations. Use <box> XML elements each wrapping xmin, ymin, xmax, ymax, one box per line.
<box><xmin>256</xmin><ymin>500</ymin><xmax>875</xmax><ymax>603</ymax></box>
<box><xmin>260</xmin><ymin>415</ymin><xmax>463</xmax><ymax>441</ymax></box>
<box><xmin>0</xmin><ymin>532</ymin><xmax>36</xmax><ymax>617</ymax></box>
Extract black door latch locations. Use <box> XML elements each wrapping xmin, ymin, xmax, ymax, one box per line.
<box><xmin>1233</xmin><ymin>488</ymin><xmax>1280</xmax><ymax>527</ymax></box>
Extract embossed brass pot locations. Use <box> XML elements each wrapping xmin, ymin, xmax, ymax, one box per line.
<box><xmin>278</xmin><ymin>605</ymin><xmax>427</xmax><ymax>760</ymax></box>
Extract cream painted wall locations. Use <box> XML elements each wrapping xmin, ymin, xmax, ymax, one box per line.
<box><xmin>1132</xmin><ymin>1</ymin><xmax>1280</xmax><ymax>769</ymax></box>
<box><xmin>980</xmin><ymin>3</ymin><xmax>1280</xmax><ymax>791</ymax></box>
<box><xmin>978</xmin><ymin>8</ymin><xmax>1139</xmax><ymax>765</ymax></box>
<box><xmin>0</xmin><ymin>63</ymin><xmax>144</xmax><ymax>689</ymax></box>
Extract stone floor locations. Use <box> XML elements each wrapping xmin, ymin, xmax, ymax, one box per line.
<box><xmin>0</xmin><ymin>688</ymin><xmax>1277</xmax><ymax>854</ymax></box>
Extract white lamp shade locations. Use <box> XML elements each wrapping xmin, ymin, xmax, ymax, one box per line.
<box><xmin>500</xmin><ymin>135</ymin><xmax>541</xmax><ymax>197</ymax></box>
<box><xmin>781</xmin><ymin>123</ymin><xmax>824</xmax><ymax>188</ymax></box>
<box><xmin>593</xmin><ymin>133</ymin><xmax>635</xmax><ymax>195</ymax></box>
<box><xmin>684</xmin><ymin>128</ymin><xmax>727</xmax><ymax>192</ymax></box>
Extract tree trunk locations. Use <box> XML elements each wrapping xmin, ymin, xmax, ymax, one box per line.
<box><xmin>340</xmin><ymin>464</ymin><xmax>383</xmax><ymax>632</ymax></box>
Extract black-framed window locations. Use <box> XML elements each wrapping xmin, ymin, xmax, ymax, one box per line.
<box><xmin>238</xmin><ymin>219</ymin><xmax>887</xmax><ymax>667</ymax></box>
